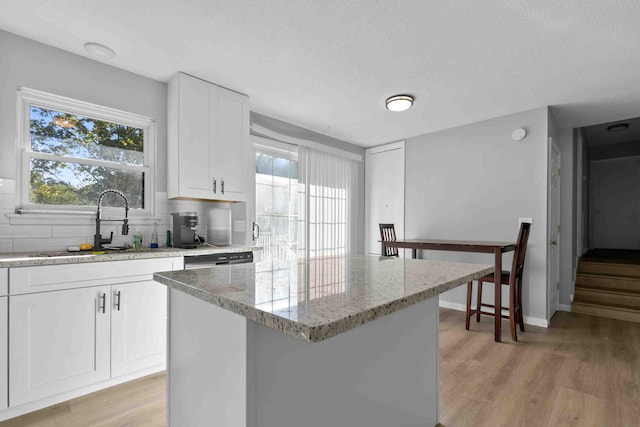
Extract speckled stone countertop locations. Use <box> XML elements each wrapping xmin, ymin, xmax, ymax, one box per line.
<box><xmin>0</xmin><ymin>245</ymin><xmax>259</xmax><ymax>268</ymax></box>
<box><xmin>154</xmin><ymin>254</ymin><xmax>493</xmax><ymax>342</ymax></box>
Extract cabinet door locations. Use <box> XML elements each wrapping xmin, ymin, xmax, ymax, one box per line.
<box><xmin>111</xmin><ymin>281</ymin><xmax>167</xmax><ymax>378</ymax></box>
<box><xmin>216</xmin><ymin>87</ymin><xmax>250</xmax><ymax>201</ymax></box>
<box><xmin>0</xmin><ymin>297</ymin><xmax>7</xmax><ymax>411</ymax></box>
<box><xmin>177</xmin><ymin>73</ymin><xmax>218</xmax><ymax>198</ymax></box>
<box><xmin>9</xmin><ymin>287</ymin><xmax>111</xmax><ymax>406</ymax></box>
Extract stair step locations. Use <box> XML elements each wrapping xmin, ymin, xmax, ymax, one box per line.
<box><xmin>577</xmin><ymin>261</ymin><xmax>640</xmax><ymax>278</ymax></box>
<box><xmin>571</xmin><ymin>302</ymin><xmax>640</xmax><ymax>324</ymax></box>
<box><xmin>575</xmin><ymin>273</ymin><xmax>640</xmax><ymax>293</ymax></box>
<box><xmin>574</xmin><ymin>287</ymin><xmax>640</xmax><ymax>310</ymax></box>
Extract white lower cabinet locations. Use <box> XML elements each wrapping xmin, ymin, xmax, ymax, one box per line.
<box><xmin>9</xmin><ymin>287</ymin><xmax>111</xmax><ymax>407</ymax></box>
<box><xmin>111</xmin><ymin>280</ymin><xmax>167</xmax><ymax>378</ymax></box>
<box><xmin>0</xmin><ymin>297</ymin><xmax>7</xmax><ymax>411</ymax></box>
<box><xmin>2</xmin><ymin>257</ymin><xmax>183</xmax><ymax>417</ymax></box>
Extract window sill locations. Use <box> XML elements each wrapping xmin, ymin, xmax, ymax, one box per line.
<box><xmin>7</xmin><ymin>212</ymin><xmax>162</xmax><ymax>226</ymax></box>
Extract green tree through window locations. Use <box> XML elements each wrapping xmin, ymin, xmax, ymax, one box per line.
<box><xmin>28</xmin><ymin>106</ymin><xmax>146</xmax><ymax>208</ymax></box>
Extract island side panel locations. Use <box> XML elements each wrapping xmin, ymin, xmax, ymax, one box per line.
<box><xmin>248</xmin><ymin>296</ymin><xmax>440</xmax><ymax>427</ymax></box>
<box><xmin>167</xmin><ymin>288</ymin><xmax>247</xmax><ymax>427</ymax></box>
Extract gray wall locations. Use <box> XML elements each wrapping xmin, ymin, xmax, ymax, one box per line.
<box><xmin>590</xmin><ymin>155</ymin><xmax>640</xmax><ymax>249</ymax></box>
<box><xmin>405</xmin><ymin>108</ymin><xmax>549</xmax><ymax>322</ymax></box>
<box><xmin>0</xmin><ymin>30</ymin><xmax>168</xmax><ymax>191</ymax></box>
<box><xmin>0</xmin><ymin>30</ymin><xmax>170</xmax><ymax>252</ymax></box>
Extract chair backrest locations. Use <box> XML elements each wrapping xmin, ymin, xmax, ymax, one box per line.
<box><xmin>510</xmin><ymin>221</ymin><xmax>532</xmax><ymax>282</ymax></box>
<box><xmin>379</xmin><ymin>223</ymin><xmax>399</xmax><ymax>257</ymax></box>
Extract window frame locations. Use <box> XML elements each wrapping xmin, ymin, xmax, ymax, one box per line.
<box><xmin>16</xmin><ymin>87</ymin><xmax>156</xmax><ymax>216</ymax></box>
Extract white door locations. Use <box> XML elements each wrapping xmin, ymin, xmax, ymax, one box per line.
<box><xmin>548</xmin><ymin>138</ymin><xmax>561</xmax><ymax>320</ymax></box>
<box><xmin>217</xmin><ymin>87</ymin><xmax>250</xmax><ymax>199</ymax></box>
<box><xmin>0</xmin><ymin>297</ymin><xmax>7</xmax><ymax>411</ymax></box>
<box><xmin>111</xmin><ymin>281</ymin><xmax>167</xmax><ymax>378</ymax></box>
<box><xmin>9</xmin><ymin>287</ymin><xmax>111</xmax><ymax>406</ymax></box>
<box><xmin>365</xmin><ymin>142</ymin><xmax>405</xmax><ymax>256</ymax></box>
<box><xmin>179</xmin><ymin>73</ymin><xmax>217</xmax><ymax>197</ymax></box>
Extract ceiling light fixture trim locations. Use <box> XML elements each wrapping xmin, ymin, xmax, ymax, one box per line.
<box><xmin>83</xmin><ymin>42</ymin><xmax>116</xmax><ymax>59</ymax></box>
<box><xmin>386</xmin><ymin>95</ymin><xmax>414</xmax><ymax>112</ymax></box>
<box><xmin>606</xmin><ymin>123</ymin><xmax>629</xmax><ymax>132</ymax></box>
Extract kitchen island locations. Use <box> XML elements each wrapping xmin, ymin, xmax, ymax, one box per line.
<box><xmin>154</xmin><ymin>254</ymin><xmax>492</xmax><ymax>427</ymax></box>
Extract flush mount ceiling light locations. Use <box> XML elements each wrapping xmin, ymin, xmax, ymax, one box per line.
<box><xmin>606</xmin><ymin>123</ymin><xmax>629</xmax><ymax>132</ymax></box>
<box><xmin>385</xmin><ymin>95</ymin><xmax>414</xmax><ymax>112</ymax></box>
<box><xmin>83</xmin><ymin>42</ymin><xmax>115</xmax><ymax>59</ymax></box>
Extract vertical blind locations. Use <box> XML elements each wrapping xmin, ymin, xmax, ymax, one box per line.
<box><xmin>297</xmin><ymin>145</ymin><xmax>359</xmax><ymax>259</ymax></box>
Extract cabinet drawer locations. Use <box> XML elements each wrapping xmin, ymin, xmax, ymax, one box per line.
<box><xmin>9</xmin><ymin>257</ymin><xmax>183</xmax><ymax>295</ymax></box>
<box><xmin>0</xmin><ymin>268</ymin><xmax>7</xmax><ymax>296</ymax></box>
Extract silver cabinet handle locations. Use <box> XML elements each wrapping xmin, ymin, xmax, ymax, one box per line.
<box><xmin>99</xmin><ymin>292</ymin><xmax>106</xmax><ymax>313</ymax></box>
<box><xmin>221</xmin><ymin>179</ymin><xmax>225</xmax><ymax>194</ymax></box>
<box><xmin>213</xmin><ymin>178</ymin><xmax>217</xmax><ymax>193</ymax></box>
<box><xmin>114</xmin><ymin>290</ymin><xmax>121</xmax><ymax>311</ymax></box>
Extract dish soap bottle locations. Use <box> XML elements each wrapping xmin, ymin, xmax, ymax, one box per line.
<box><xmin>150</xmin><ymin>224</ymin><xmax>159</xmax><ymax>249</ymax></box>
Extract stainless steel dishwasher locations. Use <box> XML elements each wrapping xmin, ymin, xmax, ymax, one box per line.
<box><xmin>183</xmin><ymin>251</ymin><xmax>254</xmax><ymax>269</ymax></box>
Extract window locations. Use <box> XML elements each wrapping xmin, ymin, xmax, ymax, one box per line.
<box><xmin>18</xmin><ymin>88</ymin><xmax>155</xmax><ymax>213</ymax></box>
<box><xmin>255</xmin><ymin>143</ymin><xmax>299</xmax><ymax>261</ymax></box>
<box><xmin>254</xmin><ymin>137</ymin><xmax>359</xmax><ymax>261</ymax></box>
<box><xmin>254</xmin><ymin>137</ymin><xmax>360</xmax><ymax>307</ymax></box>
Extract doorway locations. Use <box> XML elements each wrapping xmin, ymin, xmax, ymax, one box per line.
<box><xmin>364</xmin><ymin>142</ymin><xmax>405</xmax><ymax>257</ymax></box>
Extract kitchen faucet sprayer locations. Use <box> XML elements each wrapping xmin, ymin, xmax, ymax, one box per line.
<box><xmin>94</xmin><ymin>189</ymin><xmax>129</xmax><ymax>250</ymax></box>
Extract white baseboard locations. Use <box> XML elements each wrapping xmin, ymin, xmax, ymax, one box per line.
<box><xmin>438</xmin><ymin>300</ymin><xmax>549</xmax><ymax>328</ymax></box>
<box><xmin>558</xmin><ymin>304</ymin><xmax>572</xmax><ymax>312</ymax></box>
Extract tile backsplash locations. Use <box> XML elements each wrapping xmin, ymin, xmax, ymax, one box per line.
<box><xmin>0</xmin><ymin>188</ymin><xmax>240</xmax><ymax>253</ymax></box>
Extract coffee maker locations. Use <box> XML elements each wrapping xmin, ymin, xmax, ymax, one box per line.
<box><xmin>172</xmin><ymin>212</ymin><xmax>198</xmax><ymax>248</ymax></box>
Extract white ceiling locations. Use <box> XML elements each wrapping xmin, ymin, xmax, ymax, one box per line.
<box><xmin>2</xmin><ymin>0</ymin><xmax>640</xmax><ymax>147</ymax></box>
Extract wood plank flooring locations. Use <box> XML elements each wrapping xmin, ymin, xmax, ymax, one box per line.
<box><xmin>440</xmin><ymin>308</ymin><xmax>640</xmax><ymax>427</ymax></box>
<box><xmin>0</xmin><ymin>372</ymin><xmax>166</xmax><ymax>427</ymax></box>
<box><xmin>2</xmin><ymin>309</ymin><xmax>640</xmax><ymax>426</ymax></box>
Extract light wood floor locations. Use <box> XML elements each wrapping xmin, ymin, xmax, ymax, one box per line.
<box><xmin>3</xmin><ymin>309</ymin><xmax>640</xmax><ymax>427</ymax></box>
<box><xmin>0</xmin><ymin>372</ymin><xmax>166</xmax><ymax>427</ymax></box>
<box><xmin>440</xmin><ymin>308</ymin><xmax>640</xmax><ymax>427</ymax></box>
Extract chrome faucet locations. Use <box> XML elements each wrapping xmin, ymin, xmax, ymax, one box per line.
<box><xmin>94</xmin><ymin>189</ymin><xmax>129</xmax><ymax>250</ymax></box>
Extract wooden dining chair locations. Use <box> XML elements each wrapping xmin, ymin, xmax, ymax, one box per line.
<box><xmin>465</xmin><ymin>221</ymin><xmax>532</xmax><ymax>341</ymax></box>
<box><xmin>379</xmin><ymin>223</ymin><xmax>399</xmax><ymax>257</ymax></box>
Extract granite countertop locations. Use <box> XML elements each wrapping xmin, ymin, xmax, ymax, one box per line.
<box><xmin>154</xmin><ymin>254</ymin><xmax>493</xmax><ymax>342</ymax></box>
<box><xmin>0</xmin><ymin>245</ymin><xmax>259</xmax><ymax>268</ymax></box>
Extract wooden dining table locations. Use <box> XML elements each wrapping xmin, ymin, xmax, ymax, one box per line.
<box><xmin>382</xmin><ymin>239</ymin><xmax>516</xmax><ymax>342</ymax></box>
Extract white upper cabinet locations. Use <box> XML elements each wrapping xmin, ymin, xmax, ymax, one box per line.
<box><xmin>168</xmin><ymin>72</ymin><xmax>250</xmax><ymax>201</ymax></box>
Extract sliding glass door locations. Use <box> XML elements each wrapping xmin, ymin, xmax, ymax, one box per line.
<box><xmin>255</xmin><ymin>149</ymin><xmax>299</xmax><ymax>261</ymax></box>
